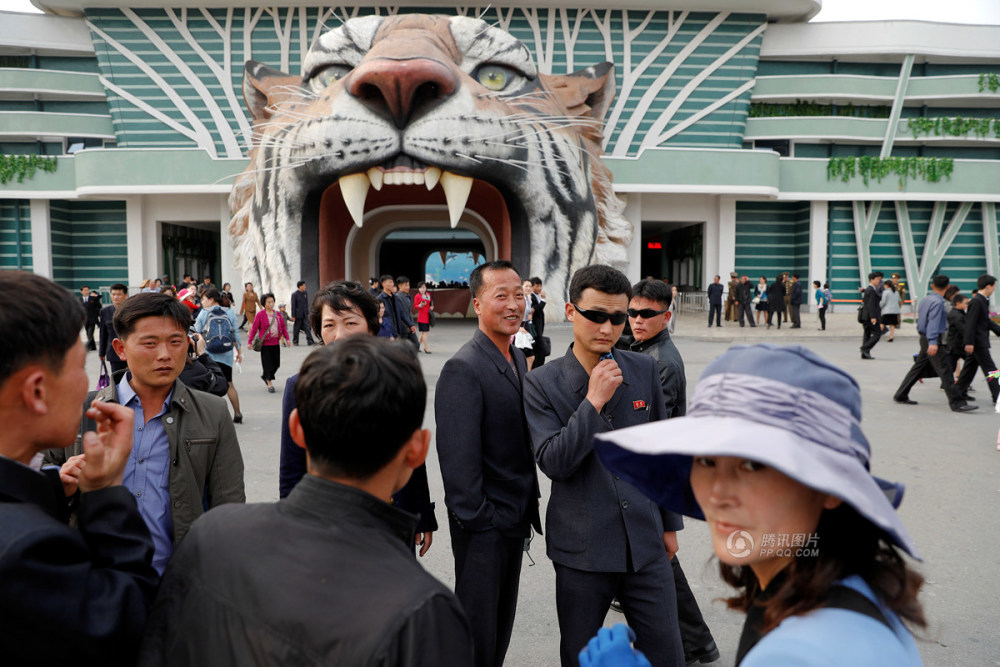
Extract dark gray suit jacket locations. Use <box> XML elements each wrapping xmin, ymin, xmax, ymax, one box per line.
<box><xmin>524</xmin><ymin>347</ymin><xmax>682</xmax><ymax>573</ymax></box>
<box><xmin>434</xmin><ymin>329</ymin><xmax>542</xmax><ymax>538</ymax></box>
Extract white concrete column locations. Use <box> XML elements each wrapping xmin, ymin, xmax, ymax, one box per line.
<box><xmin>714</xmin><ymin>195</ymin><xmax>737</xmax><ymax>292</ymax></box>
<box><xmin>622</xmin><ymin>193</ymin><xmax>643</xmax><ymax>284</ymax></box>
<box><xmin>125</xmin><ymin>196</ymin><xmax>146</xmax><ymax>288</ymax></box>
<box><xmin>808</xmin><ymin>200</ymin><xmax>829</xmax><ymax>313</ymax></box>
<box><xmin>29</xmin><ymin>199</ymin><xmax>52</xmax><ymax>279</ymax></box>
<box><xmin>219</xmin><ymin>195</ymin><xmax>238</xmax><ymax>291</ymax></box>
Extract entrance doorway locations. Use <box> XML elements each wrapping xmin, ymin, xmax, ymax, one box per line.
<box><xmin>378</xmin><ymin>228</ymin><xmax>486</xmax><ymax>285</ymax></box>
<box><xmin>161</xmin><ymin>221</ymin><xmax>221</xmax><ymax>285</ymax></box>
<box><xmin>641</xmin><ymin>221</ymin><xmax>703</xmax><ymax>290</ymax></box>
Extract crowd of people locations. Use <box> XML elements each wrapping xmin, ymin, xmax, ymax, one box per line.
<box><xmin>700</xmin><ymin>272</ymin><xmax>835</xmax><ymax>331</ymax></box>
<box><xmin>1</xmin><ymin>263</ymin><xmax>933</xmax><ymax>667</ymax></box>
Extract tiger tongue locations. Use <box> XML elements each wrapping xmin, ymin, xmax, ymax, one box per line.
<box><xmin>336</xmin><ymin>170</ymin><xmax>472</xmax><ymax>228</ymax></box>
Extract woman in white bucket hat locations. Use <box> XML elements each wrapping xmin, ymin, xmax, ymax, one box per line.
<box><xmin>592</xmin><ymin>344</ymin><xmax>925</xmax><ymax>666</ymax></box>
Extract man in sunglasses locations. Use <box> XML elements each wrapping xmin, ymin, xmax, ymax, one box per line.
<box><xmin>524</xmin><ymin>265</ymin><xmax>684</xmax><ymax>667</ymax></box>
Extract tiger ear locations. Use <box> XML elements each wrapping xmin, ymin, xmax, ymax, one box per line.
<box><xmin>243</xmin><ymin>60</ymin><xmax>300</xmax><ymax>122</ymax></box>
<box><xmin>543</xmin><ymin>62</ymin><xmax>615</xmax><ymax>122</ymax></box>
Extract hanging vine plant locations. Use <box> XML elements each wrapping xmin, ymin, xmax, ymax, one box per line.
<box><xmin>826</xmin><ymin>156</ymin><xmax>954</xmax><ymax>187</ymax></box>
<box><xmin>0</xmin><ymin>155</ymin><xmax>58</xmax><ymax>185</ymax></box>
<box><xmin>979</xmin><ymin>73</ymin><xmax>1000</xmax><ymax>94</ymax></box>
<box><xmin>906</xmin><ymin>116</ymin><xmax>998</xmax><ymax>139</ymax></box>
<box><xmin>748</xmin><ymin>100</ymin><xmax>891</xmax><ymax>119</ymax></box>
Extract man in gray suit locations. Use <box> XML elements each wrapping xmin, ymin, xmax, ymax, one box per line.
<box><xmin>524</xmin><ymin>265</ymin><xmax>684</xmax><ymax>667</ymax></box>
<box><xmin>435</xmin><ymin>260</ymin><xmax>542</xmax><ymax>667</ymax></box>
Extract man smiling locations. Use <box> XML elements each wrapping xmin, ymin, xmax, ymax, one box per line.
<box><xmin>46</xmin><ymin>292</ymin><xmax>245</xmax><ymax>573</ymax></box>
<box><xmin>524</xmin><ymin>265</ymin><xmax>684</xmax><ymax>666</ymax></box>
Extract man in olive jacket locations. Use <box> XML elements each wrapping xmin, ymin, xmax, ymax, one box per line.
<box><xmin>46</xmin><ymin>292</ymin><xmax>245</xmax><ymax>573</ymax></box>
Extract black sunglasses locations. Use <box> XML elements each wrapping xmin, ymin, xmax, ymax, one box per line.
<box><xmin>627</xmin><ymin>308</ymin><xmax>668</xmax><ymax>319</ymax></box>
<box><xmin>572</xmin><ymin>304</ymin><xmax>628</xmax><ymax>325</ymax></box>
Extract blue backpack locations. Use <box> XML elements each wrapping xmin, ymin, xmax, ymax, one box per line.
<box><xmin>203</xmin><ymin>306</ymin><xmax>235</xmax><ymax>354</ymax></box>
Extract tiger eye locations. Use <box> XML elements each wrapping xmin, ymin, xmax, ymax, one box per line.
<box><xmin>312</xmin><ymin>65</ymin><xmax>350</xmax><ymax>90</ymax></box>
<box><xmin>478</xmin><ymin>65</ymin><xmax>510</xmax><ymax>91</ymax></box>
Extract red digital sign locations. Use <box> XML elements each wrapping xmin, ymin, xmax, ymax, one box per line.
<box><xmin>647</xmin><ymin>241</ymin><xmax>662</xmax><ymax>249</ymax></box>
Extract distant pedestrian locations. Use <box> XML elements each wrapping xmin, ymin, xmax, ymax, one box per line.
<box><xmin>754</xmin><ymin>276</ymin><xmax>769</xmax><ymax>325</ymax></box>
<box><xmin>737</xmin><ymin>275</ymin><xmax>756</xmax><ymax>327</ymax></box>
<box><xmin>880</xmin><ymin>280</ymin><xmax>902</xmax><ymax>342</ymax></box>
<box><xmin>668</xmin><ymin>284</ymin><xmax>678</xmax><ymax>333</ymax></box>
<box><xmin>248</xmin><ymin>293</ymin><xmax>290</xmax><ymax>393</ymax></box>
<box><xmin>291</xmin><ymin>281</ymin><xmax>315</xmax><ymax>346</ymax></box>
<box><xmin>954</xmin><ymin>274</ymin><xmax>1000</xmax><ymax>404</ymax></box>
<box><xmin>706</xmin><ymin>276</ymin><xmax>723</xmax><ymax>327</ymax></box>
<box><xmin>823</xmin><ymin>283</ymin><xmax>834</xmax><ymax>313</ymax></box>
<box><xmin>99</xmin><ymin>283</ymin><xmax>130</xmax><ymax>378</ymax></box>
<box><xmin>725</xmin><ymin>272</ymin><xmax>739</xmax><ymax>322</ymax></box>
<box><xmin>788</xmin><ymin>274</ymin><xmax>803</xmax><ymax>328</ymax></box>
<box><xmin>860</xmin><ymin>272</ymin><xmax>883</xmax><ymax>359</ymax></box>
<box><xmin>814</xmin><ymin>280</ymin><xmax>829</xmax><ymax>330</ymax></box>
<box><xmin>396</xmin><ymin>276</ymin><xmax>420</xmax><ymax>349</ymax></box>
<box><xmin>530</xmin><ymin>277</ymin><xmax>548</xmax><ymax>367</ymax></box>
<box><xmin>80</xmin><ymin>285</ymin><xmax>102</xmax><ymax>350</ymax></box>
<box><xmin>766</xmin><ymin>274</ymin><xmax>785</xmax><ymax>330</ymax></box>
<box><xmin>943</xmin><ymin>294</ymin><xmax>970</xmax><ymax>384</ymax></box>
<box><xmin>414</xmin><ymin>281</ymin><xmax>434</xmax><ymax>353</ymax></box>
<box><xmin>239</xmin><ymin>282</ymin><xmax>260</xmax><ymax>330</ymax></box>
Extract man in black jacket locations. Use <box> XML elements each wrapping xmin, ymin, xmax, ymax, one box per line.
<box><xmin>99</xmin><ymin>283</ymin><xmax>129</xmax><ymax>378</ymax></box>
<box><xmin>141</xmin><ymin>337</ymin><xmax>473</xmax><ymax>666</ymax></box>
<box><xmin>955</xmin><ymin>274</ymin><xmax>1000</xmax><ymax>403</ymax></box>
<box><xmin>860</xmin><ymin>272</ymin><xmax>883</xmax><ymax>359</ymax></box>
<box><xmin>0</xmin><ymin>271</ymin><xmax>158</xmax><ymax>667</ymax></box>
<box><xmin>530</xmin><ymin>276</ymin><xmax>548</xmax><ymax>367</ymax></box>
<box><xmin>737</xmin><ymin>274</ymin><xmax>756</xmax><ymax>327</ymax></box>
<box><xmin>435</xmin><ymin>261</ymin><xmax>541</xmax><ymax>667</ymax></box>
<box><xmin>766</xmin><ymin>273</ymin><xmax>786</xmax><ymax>329</ymax></box>
<box><xmin>706</xmin><ymin>275</ymin><xmax>723</xmax><ymax>327</ymax></box>
<box><xmin>290</xmin><ymin>280</ymin><xmax>315</xmax><ymax>346</ymax></box>
<box><xmin>81</xmin><ymin>285</ymin><xmax>103</xmax><ymax>350</ymax></box>
<box><xmin>789</xmin><ymin>274</ymin><xmax>804</xmax><ymax>328</ymax></box>
<box><xmin>943</xmin><ymin>294</ymin><xmax>970</xmax><ymax>384</ymax></box>
<box><xmin>524</xmin><ymin>265</ymin><xmax>684</xmax><ymax>667</ymax></box>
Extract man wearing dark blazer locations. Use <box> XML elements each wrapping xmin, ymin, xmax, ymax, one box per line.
<box><xmin>81</xmin><ymin>285</ymin><xmax>103</xmax><ymax>350</ymax></box>
<box><xmin>955</xmin><ymin>274</ymin><xmax>1000</xmax><ymax>402</ymax></box>
<box><xmin>789</xmin><ymin>274</ymin><xmax>804</xmax><ymax>328</ymax></box>
<box><xmin>860</xmin><ymin>271</ymin><xmax>883</xmax><ymax>359</ymax></box>
<box><xmin>435</xmin><ymin>260</ymin><xmax>542</xmax><ymax>667</ymax></box>
<box><xmin>530</xmin><ymin>277</ymin><xmax>547</xmax><ymax>367</ymax></box>
<box><xmin>99</xmin><ymin>283</ymin><xmax>129</xmax><ymax>379</ymax></box>
<box><xmin>706</xmin><ymin>275</ymin><xmax>723</xmax><ymax>327</ymax></box>
<box><xmin>524</xmin><ymin>265</ymin><xmax>684</xmax><ymax>667</ymax></box>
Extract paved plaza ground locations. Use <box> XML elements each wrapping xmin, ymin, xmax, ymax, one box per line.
<box><xmin>84</xmin><ymin>310</ymin><xmax>999</xmax><ymax>665</ymax></box>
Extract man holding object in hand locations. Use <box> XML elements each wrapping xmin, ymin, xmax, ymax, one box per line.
<box><xmin>0</xmin><ymin>271</ymin><xmax>158</xmax><ymax>667</ymax></box>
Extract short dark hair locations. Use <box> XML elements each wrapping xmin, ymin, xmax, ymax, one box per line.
<box><xmin>953</xmin><ymin>294</ymin><xmax>967</xmax><ymax>305</ymax></box>
<box><xmin>109</xmin><ymin>283</ymin><xmax>128</xmax><ymax>293</ymax></box>
<box><xmin>203</xmin><ymin>275</ymin><xmax>211</xmax><ymax>281</ymax></box>
<box><xmin>868</xmin><ymin>272</ymin><xmax>880</xmax><ymax>282</ymax></box>
<box><xmin>378</xmin><ymin>274</ymin><xmax>394</xmax><ymax>287</ymax></box>
<box><xmin>310</xmin><ymin>281</ymin><xmax>379</xmax><ymax>337</ymax></box>
<box><xmin>113</xmin><ymin>292</ymin><xmax>192</xmax><ymax>339</ymax></box>
<box><xmin>792</xmin><ymin>274</ymin><xmax>799</xmax><ymax>280</ymax></box>
<box><xmin>81</xmin><ymin>285</ymin><xmax>90</xmax><ymax>290</ymax></box>
<box><xmin>813</xmin><ymin>281</ymin><xmax>820</xmax><ymax>287</ymax></box>
<box><xmin>0</xmin><ymin>272</ymin><xmax>85</xmax><ymax>386</ymax></box>
<box><xmin>160</xmin><ymin>286</ymin><xmax>175</xmax><ymax>296</ymax></box>
<box><xmin>469</xmin><ymin>260</ymin><xmax>519</xmax><ymax>298</ymax></box>
<box><xmin>569</xmin><ymin>265</ymin><xmax>631</xmax><ymax>304</ymax></box>
<box><xmin>203</xmin><ymin>287</ymin><xmax>230</xmax><ymax>308</ymax></box>
<box><xmin>631</xmin><ymin>279</ymin><xmax>671</xmax><ymax>308</ymax></box>
<box><xmin>977</xmin><ymin>274</ymin><xmax>996</xmax><ymax>290</ymax></box>
<box><xmin>295</xmin><ymin>337</ymin><xmax>425</xmax><ymax>479</ymax></box>
<box><xmin>183</xmin><ymin>274</ymin><xmax>192</xmax><ymax>280</ymax></box>
<box><xmin>931</xmin><ymin>275</ymin><xmax>950</xmax><ymax>290</ymax></box>
<box><xmin>296</xmin><ymin>280</ymin><xmax>306</xmax><ymax>288</ymax></box>
<box><xmin>396</xmin><ymin>275</ymin><xmax>410</xmax><ymax>286</ymax></box>
<box><xmin>261</xmin><ymin>293</ymin><xmax>275</xmax><ymax>306</ymax></box>
<box><xmin>530</xmin><ymin>276</ymin><xmax>542</xmax><ymax>286</ymax></box>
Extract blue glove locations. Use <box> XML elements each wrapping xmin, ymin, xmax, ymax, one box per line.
<box><xmin>579</xmin><ymin>623</ymin><xmax>651</xmax><ymax>667</ymax></box>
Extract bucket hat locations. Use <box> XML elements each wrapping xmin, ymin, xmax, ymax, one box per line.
<box><xmin>594</xmin><ymin>344</ymin><xmax>919</xmax><ymax>559</ymax></box>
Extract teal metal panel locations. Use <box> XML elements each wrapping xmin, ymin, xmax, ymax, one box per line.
<box><xmin>0</xmin><ymin>199</ymin><xmax>32</xmax><ymax>271</ymax></box>
<box><xmin>48</xmin><ymin>200</ymin><xmax>128</xmax><ymax>290</ymax></box>
<box><xmin>735</xmin><ymin>201</ymin><xmax>810</xmax><ymax>281</ymax></box>
<box><xmin>86</xmin><ymin>7</ymin><xmax>765</xmax><ymax>156</ymax></box>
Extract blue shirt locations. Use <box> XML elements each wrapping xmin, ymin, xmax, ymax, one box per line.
<box><xmin>194</xmin><ymin>306</ymin><xmax>241</xmax><ymax>367</ymax></box>
<box><xmin>743</xmin><ymin>575</ymin><xmax>922</xmax><ymax>666</ymax></box>
<box><xmin>118</xmin><ymin>374</ymin><xmax>175</xmax><ymax>574</ymax></box>
<box><xmin>917</xmin><ymin>291</ymin><xmax>947</xmax><ymax>345</ymax></box>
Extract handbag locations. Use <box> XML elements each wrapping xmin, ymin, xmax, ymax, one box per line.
<box><xmin>252</xmin><ymin>335</ymin><xmax>263</xmax><ymax>352</ymax></box>
<box><xmin>539</xmin><ymin>336</ymin><xmax>552</xmax><ymax>357</ymax></box>
<box><xmin>429</xmin><ymin>310</ymin><xmax>437</xmax><ymax>327</ymax></box>
<box><xmin>96</xmin><ymin>361</ymin><xmax>111</xmax><ymax>391</ymax></box>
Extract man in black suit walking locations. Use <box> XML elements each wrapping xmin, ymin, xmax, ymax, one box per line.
<box><xmin>81</xmin><ymin>285</ymin><xmax>103</xmax><ymax>350</ymax></box>
<box><xmin>529</xmin><ymin>277</ymin><xmax>547</xmax><ymax>367</ymax></box>
<box><xmin>290</xmin><ymin>281</ymin><xmax>315</xmax><ymax>346</ymax></box>
<box><xmin>955</xmin><ymin>273</ymin><xmax>1000</xmax><ymax>403</ymax></box>
<box><xmin>435</xmin><ymin>260</ymin><xmax>542</xmax><ymax>667</ymax></box>
<box><xmin>524</xmin><ymin>265</ymin><xmax>684</xmax><ymax>667</ymax></box>
<box><xmin>789</xmin><ymin>274</ymin><xmax>803</xmax><ymax>328</ymax></box>
<box><xmin>860</xmin><ymin>272</ymin><xmax>883</xmax><ymax>359</ymax></box>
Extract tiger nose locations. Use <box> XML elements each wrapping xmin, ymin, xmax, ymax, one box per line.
<box><xmin>348</xmin><ymin>58</ymin><xmax>457</xmax><ymax>129</ymax></box>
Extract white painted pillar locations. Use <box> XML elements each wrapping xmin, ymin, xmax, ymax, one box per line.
<box><xmin>219</xmin><ymin>195</ymin><xmax>238</xmax><ymax>291</ymax></box>
<box><xmin>807</xmin><ymin>200</ymin><xmax>829</xmax><ymax>314</ymax></box>
<box><xmin>715</xmin><ymin>195</ymin><xmax>737</xmax><ymax>291</ymax></box>
<box><xmin>125</xmin><ymin>196</ymin><xmax>146</xmax><ymax>288</ymax></box>
<box><xmin>623</xmin><ymin>193</ymin><xmax>643</xmax><ymax>284</ymax></box>
<box><xmin>29</xmin><ymin>199</ymin><xmax>52</xmax><ymax>279</ymax></box>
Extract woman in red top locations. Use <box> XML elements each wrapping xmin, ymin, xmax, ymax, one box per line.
<box><xmin>413</xmin><ymin>281</ymin><xmax>434</xmax><ymax>354</ymax></box>
<box><xmin>248</xmin><ymin>293</ymin><xmax>290</xmax><ymax>392</ymax></box>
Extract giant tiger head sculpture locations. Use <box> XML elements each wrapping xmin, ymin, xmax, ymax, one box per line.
<box><xmin>229</xmin><ymin>14</ymin><xmax>630</xmax><ymax>310</ymax></box>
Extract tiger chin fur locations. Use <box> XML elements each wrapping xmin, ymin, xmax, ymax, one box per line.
<box><xmin>229</xmin><ymin>14</ymin><xmax>630</xmax><ymax>310</ymax></box>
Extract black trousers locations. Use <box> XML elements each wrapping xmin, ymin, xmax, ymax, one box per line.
<box><xmin>956</xmin><ymin>346</ymin><xmax>1000</xmax><ymax>402</ymax></box>
<box><xmin>707</xmin><ymin>303</ymin><xmax>721</xmax><ymax>326</ymax></box>
<box><xmin>292</xmin><ymin>318</ymin><xmax>314</xmax><ymax>344</ymax></box>
<box><xmin>861</xmin><ymin>320</ymin><xmax>881</xmax><ymax>353</ymax></box>
<box><xmin>554</xmin><ymin>555</ymin><xmax>683</xmax><ymax>667</ymax></box>
<box><xmin>738</xmin><ymin>302</ymin><xmax>755</xmax><ymax>327</ymax></box>
<box><xmin>449</xmin><ymin>517</ymin><xmax>524</xmax><ymax>667</ymax></box>
<box><xmin>790</xmin><ymin>303</ymin><xmax>801</xmax><ymax>327</ymax></box>
<box><xmin>817</xmin><ymin>305</ymin><xmax>827</xmax><ymax>330</ymax></box>
<box><xmin>894</xmin><ymin>334</ymin><xmax>967</xmax><ymax>408</ymax></box>
<box><xmin>767</xmin><ymin>308</ymin><xmax>782</xmax><ymax>328</ymax></box>
<box><xmin>260</xmin><ymin>344</ymin><xmax>280</xmax><ymax>382</ymax></box>
<box><xmin>84</xmin><ymin>319</ymin><xmax>98</xmax><ymax>346</ymax></box>
<box><xmin>672</xmin><ymin>557</ymin><xmax>714</xmax><ymax>657</ymax></box>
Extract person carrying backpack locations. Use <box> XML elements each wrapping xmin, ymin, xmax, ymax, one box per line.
<box><xmin>195</xmin><ymin>289</ymin><xmax>243</xmax><ymax>424</ymax></box>
<box><xmin>814</xmin><ymin>280</ymin><xmax>830</xmax><ymax>331</ymax></box>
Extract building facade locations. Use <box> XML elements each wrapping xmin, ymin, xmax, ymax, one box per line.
<box><xmin>2</xmin><ymin>1</ymin><xmax>998</xmax><ymax>308</ymax></box>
